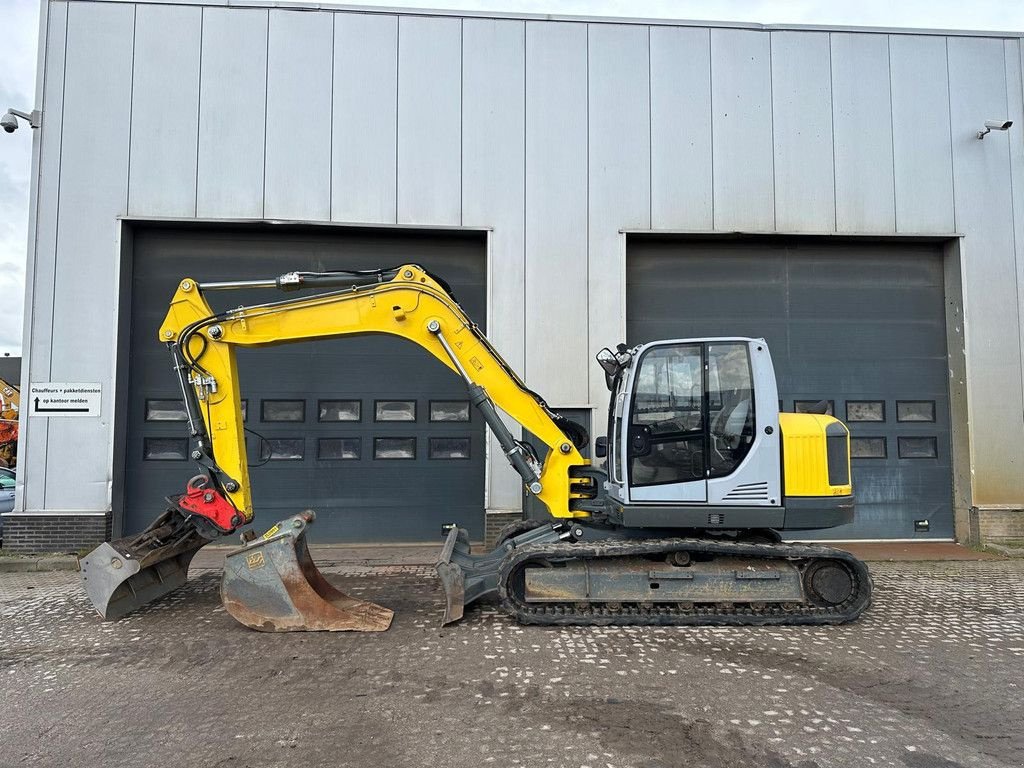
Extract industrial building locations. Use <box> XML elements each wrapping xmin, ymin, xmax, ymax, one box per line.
<box><xmin>5</xmin><ymin>1</ymin><xmax>1024</xmax><ymax>550</ymax></box>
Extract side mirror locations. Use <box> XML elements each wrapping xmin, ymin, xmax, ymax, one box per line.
<box><xmin>596</xmin><ymin>348</ymin><xmax>619</xmax><ymax>376</ymax></box>
<box><xmin>594</xmin><ymin>436</ymin><xmax>608</xmax><ymax>458</ymax></box>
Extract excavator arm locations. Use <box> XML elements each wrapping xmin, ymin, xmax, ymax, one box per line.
<box><xmin>158</xmin><ymin>263</ymin><xmax>589</xmax><ymax>531</ymax></box>
<box><xmin>81</xmin><ymin>264</ymin><xmax>592</xmax><ymax>626</ymax></box>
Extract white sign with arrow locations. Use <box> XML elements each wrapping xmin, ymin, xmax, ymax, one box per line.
<box><xmin>29</xmin><ymin>382</ymin><xmax>102</xmax><ymax>417</ymax></box>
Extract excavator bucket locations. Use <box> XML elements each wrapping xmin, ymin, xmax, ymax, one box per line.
<box><xmin>80</xmin><ymin>508</ymin><xmax>213</xmax><ymax>621</ymax></box>
<box><xmin>221</xmin><ymin>511</ymin><xmax>393</xmax><ymax>632</ymax></box>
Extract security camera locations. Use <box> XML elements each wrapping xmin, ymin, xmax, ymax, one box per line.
<box><xmin>978</xmin><ymin>119</ymin><xmax>1013</xmax><ymax>139</ymax></box>
<box><xmin>1</xmin><ymin>108</ymin><xmax>40</xmax><ymax>134</ymax></box>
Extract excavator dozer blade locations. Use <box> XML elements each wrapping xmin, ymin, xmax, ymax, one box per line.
<box><xmin>221</xmin><ymin>511</ymin><xmax>393</xmax><ymax>632</ymax></box>
<box><xmin>79</xmin><ymin>509</ymin><xmax>213</xmax><ymax>621</ymax></box>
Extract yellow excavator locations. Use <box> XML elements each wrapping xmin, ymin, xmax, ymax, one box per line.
<box><xmin>80</xmin><ymin>264</ymin><xmax>871</xmax><ymax>630</ymax></box>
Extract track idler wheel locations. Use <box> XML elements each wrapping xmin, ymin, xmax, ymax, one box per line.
<box><xmin>803</xmin><ymin>560</ymin><xmax>856</xmax><ymax>607</ymax></box>
<box><xmin>221</xmin><ymin>511</ymin><xmax>393</xmax><ymax>632</ymax></box>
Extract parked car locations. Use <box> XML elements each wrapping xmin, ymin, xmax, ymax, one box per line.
<box><xmin>0</xmin><ymin>468</ymin><xmax>15</xmax><ymax>536</ymax></box>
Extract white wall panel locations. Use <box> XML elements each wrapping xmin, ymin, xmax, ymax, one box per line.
<box><xmin>196</xmin><ymin>8</ymin><xmax>268</xmax><ymax>218</ymax></box>
<box><xmin>332</xmin><ymin>13</ymin><xmax>397</xmax><ymax>223</ymax></box>
<box><xmin>589</xmin><ymin>24</ymin><xmax>650</xmax><ymax>409</ymax></box>
<box><xmin>890</xmin><ymin>35</ymin><xmax>955</xmax><ymax>233</ymax></box>
<box><xmin>19</xmin><ymin>1</ymin><xmax>68</xmax><ymax>511</ymax></box>
<box><xmin>711</xmin><ymin>28</ymin><xmax>774</xmax><ymax>230</ymax></box>
<box><xmin>649</xmin><ymin>26</ymin><xmax>712</xmax><ymax>230</ymax></box>
<box><xmin>949</xmin><ymin>37</ymin><xmax>1024</xmax><ymax>502</ymax></box>
<box><xmin>525</xmin><ymin>21</ymin><xmax>588</xmax><ymax>404</ymax></box>
<box><xmin>831</xmin><ymin>33</ymin><xmax>896</xmax><ymax>233</ymax></box>
<box><xmin>462</xmin><ymin>18</ymin><xmax>526</xmax><ymax>510</ymax></box>
<box><xmin>771</xmin><ymin>31</ymin><xmax>835</xmax><ymax>231</ymax></box>
<box><xmin>47</xmin><ymin>1</ymin><xmax>134</xmax><ymax>509</ymax></box>
<box><xmin>397</xmin><ymin>15</ymin><xmax>461</xmax><ymax>225</ymax></box>
<box><xmin>128</xmin><ymin>5</ymin><xmax>201</xmax><ymax>217</ymax></box>
<box><xmin>265</xmin><ymin>10</ymin><xmax>332</xmax><ymax>220</ymax></box>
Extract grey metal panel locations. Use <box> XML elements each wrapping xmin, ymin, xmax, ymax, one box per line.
<box><xmin>889</xmin><ymin>35</ymin><xmax>955</xmax><ymax>233</ymax></box>
<box><xmin>830</xmin><ymin>33</ymin><xmax>896</xmax><ymax>233</ymax></box>
<box><xmin>127</xmin><ymin>4</ymin><xmax>201</xmax><ymax>217</ymax></box>
<box><xmin>649</xmin><ymin>25</ymin><xmax>712</xmax><ymax>230</ymax></box>
<box><xmin>20</xmin><ymin>0</ymin><xmax>68</xmax><ymax>511</ymax></box>
<box><xmin>948</xmin><ymin>37</ymin><xmax>1024</xmax><ymax>504</ymax></box>
<box><xmin>196</xmin><ymin>7</ymin><xmax>268</xmax><ymax>218</ymax></box>
<box><xmin>332</xmin><ymin>13</ymin><xmax>398</xmax><ymax>224</ymax></box>
<box><xmin>627</xmin><ymin>238</ymin><xmax>952</xmax><ymax>539</ymax></box>
<box><xmin>770</xmin><ymin>31</ymin><xmax>835</xmax><ymax>232</ymax></box>
<box><xmin>46</xmin><ymin>1</ymin><xmax>135</xmax><ymax>510</ymax></box>
<box><xmin>461</xmin><ymin>18</ymin><xmax>526</xmax><ymax>511</ymax></box>
<box><xmin>123</xmin><ymin>225</ymin><xmax>487</xmax><ymax>543</ymax></box>
<box><xmin>1008</xmin><ymin>40</ymin><xmax>1024</xmax><ymax>460</ymax></box>
<box><xmin>264</xmin><ymin>10</ymin><xmax>332</xmax><ymax>220</ymax></box>
<box><xmin>588</xmin><ymin>23</ymin><xmax>651</xmax><ymax>412</ymax></box>
<box><xmin>396</xmin><ymin>15</ymin><xmax>462</xmax><ymax>225</ymax></box>
<box><xmin>524</xmin><ymin>21</ymin><xmax>588</xmax><ymax>405</ymax></box>
<box><xmin>710</xmin><ymin>28</ymin><xmax>774</xmax><ymax>231</ymax></box>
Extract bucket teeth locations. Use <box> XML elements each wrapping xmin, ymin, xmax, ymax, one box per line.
<box><xmin>220</xmin><ymin>512</ymin><xmax>393</xmax><ymax>632</ymax></box>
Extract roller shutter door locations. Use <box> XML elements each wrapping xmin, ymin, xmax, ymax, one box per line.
<box><xmin>121</xmin><ymin>224</ymin><xmax>486</xmax><ymax>543</ymax></box>
<box><xmin>627</xmin><ymin>237</ymin><xmax>952</xmax><ymax>540</ymax></box>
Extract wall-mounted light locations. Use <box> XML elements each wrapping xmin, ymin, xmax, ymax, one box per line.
<box><xmin>1</xmin><ymin>108</ymin><xmax>41</xmax><ymax>134</ymax></box>
<box><xmin>977</xmin><ymin>119</ymin><xmax>1013</xmax><ymax>139</ymax></box>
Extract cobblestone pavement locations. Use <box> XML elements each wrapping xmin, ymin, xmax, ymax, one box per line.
<box><xmin>1</xmin><ymin>560</ymin><xmax>1022</xmax><ymax>768</ymax></box>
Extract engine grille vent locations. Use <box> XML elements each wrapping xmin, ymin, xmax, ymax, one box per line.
<box><xmin>723</xmin><ymin>481</ymin><xmax>770</xmax><ymax>501</ymax></box>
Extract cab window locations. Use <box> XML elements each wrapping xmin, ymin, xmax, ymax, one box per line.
<box><xmin>629</xmin><ymin>344</ymin><xmax>705</xmax><ymax>487</ymax></box>
<box><xmin>707</xmin><ymin>342</ymin><xmax>755</xmax><ymax>477</ymax></box>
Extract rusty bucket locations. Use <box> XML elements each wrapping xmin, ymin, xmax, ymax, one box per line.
<box><xmin>220</xmin><ymin>511</ymin><xmax>393</xmax><ymax>632</ymax></box>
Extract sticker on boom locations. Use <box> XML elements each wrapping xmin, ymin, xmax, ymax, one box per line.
<box><xmin>246</xmin><ymin>552</ymin><xmax>266</xmax><ymax>570</ymax></box>
<box><xmin>261</xmin><ymin>524</ymin><xmax>281</xmax><ymax>540</ymax></box>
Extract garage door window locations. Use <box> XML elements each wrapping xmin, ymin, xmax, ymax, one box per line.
<box><xmin>430</xmin><ymin>437</ymin><xmax>471</xmax><ymax>459</ymax></box>
<box><xmin>897</xmin><ymin>401</ymin><xmax>935</xmax><ymax>422</ymax></box>
<box><xmin>145</xmin><ymin>399</ymin><xmax>187</xmax><ymax>421</ymax></box>
<box><xmin>319</xmin><ymin>400</ymin><xmax>361</xmax><ymax>422</ymax></box>
<box><xmin>259</xmin><ymin>438</ymin><xmax>305</xmax><ymax>461</ymax></box>
<box><xmin>262</xmin><ymin>400</ymin><xmax>305</xmax><ymax>422</ymax></box>
<box><xmin>851</xmin><ymin>436</ymin><xmax>887</xmax><ymax>459</ymax></box>
<box><xmin>846</xmin><ymin>401</ymin><xmax>885</xmax><ymax>422</ymax></box>
<box><xmin>898</xmin><ymin>436</ymin><xmax>937</xmax><ymax>459</ymax></box>
<box><xmin>375</xmin><ymin>401</ymin><xmax>416</xmax><ymax>422</ymax></box>
<box><xmin>318</xmin><ymin>438</ymin><xmax>360</xmax><ymax>460</ymax></box>
<box><xmin>144</xmin><ymin>437</ymin><xmax>189</xmax><ymax>460</ymax></box>
<box><xmin>795</xmin><ymin>400</ymin><xmax>834</xmax><ymax>416</ymax></box>
<box><xmin>375</xmin><ymin>437</ymin><xmax>415</xmax><ymax>459</ymax></box>
<box><xmin>430</xmin><ymin>401</ymin><xmax>470</xmax><ymax>422</ymax></box>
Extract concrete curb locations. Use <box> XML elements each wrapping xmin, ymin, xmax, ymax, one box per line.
<box><xmin>985</xmin><ymin>542</ymin><xmax>1024</xmax><ymax>558</ymax></box>
<box><xmin>0</xmin><ymin>555</ymin><xmax>80</xmax><ymax>572</ymax></box>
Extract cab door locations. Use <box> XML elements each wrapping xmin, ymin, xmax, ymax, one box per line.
<box><xmin>625</xmin><ymin>343</ymin><xmax>707</xmax><ymax>502</ymax></box>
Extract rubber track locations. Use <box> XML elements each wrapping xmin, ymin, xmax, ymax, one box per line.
<box><xmin>497</xmin><ymin>538</ymin><xmax>873</xmax><ymax>627</ymax></box>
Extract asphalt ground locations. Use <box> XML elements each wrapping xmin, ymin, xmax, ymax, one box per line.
<box><xmin>1</xmin><ymin>559</ymin><xmax>1022</xmax><ymax>768</ymax></box>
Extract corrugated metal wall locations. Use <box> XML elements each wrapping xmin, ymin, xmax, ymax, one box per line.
<box><xmin>19</xmin><ymin>2</ymin><xmax>1024</xmax><ymax>520</ymax></box>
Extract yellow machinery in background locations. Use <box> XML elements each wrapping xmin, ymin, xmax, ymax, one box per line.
<box><xmin>0</xmin><ymin>377</ymin><xmax>19</xmax><ymax>468</ymax></box>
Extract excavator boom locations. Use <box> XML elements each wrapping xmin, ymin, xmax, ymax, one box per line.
<box><xmin>81</xmin><ymin>265</ymin><xmax>590</xmax><ymax>626</ymax></box>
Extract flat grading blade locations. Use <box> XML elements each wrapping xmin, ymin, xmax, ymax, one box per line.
<box><xmin>221</xmin><ymin>511</ymin><xmax>393</xmax><ymax>632</ymax></box>
<box><xmin>80</xmin><ymin>508</ymin><xmax>213</xmax><ymax>621</ymax></box>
